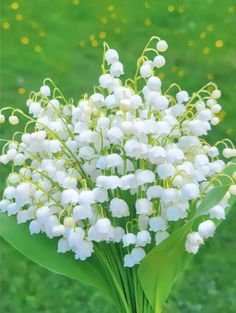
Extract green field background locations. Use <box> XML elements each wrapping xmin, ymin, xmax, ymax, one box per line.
<box><xmin>1</xmin><ymin>1</ymin><xmax>236</xmax><ymax>312</ymax></box>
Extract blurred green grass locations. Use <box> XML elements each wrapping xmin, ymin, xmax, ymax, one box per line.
<box><xmin>1</xmin><ymin>0</ymin><xmax>236</xmax><ymax>312</ymax></box>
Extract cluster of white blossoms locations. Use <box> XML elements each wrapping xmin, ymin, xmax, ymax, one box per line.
<box><xmin>0</xmin><ymin>37</ymin><xmax>236</xmax><ymax>267</ymax></box>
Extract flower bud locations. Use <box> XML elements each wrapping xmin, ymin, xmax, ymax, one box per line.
<box><xmin>156</xmin><ymin>40</ymin><xmax>168</xmax><ymax>52</ymax></box>
<box><xmin>9</xmin><ymin>115</ymin><xmax>19</xmax><ymax>125</ymax></box>
<box><xmin>198</xmin><ymin>220</ymin><xmax>216</xmax><ymax>239</ymax></box>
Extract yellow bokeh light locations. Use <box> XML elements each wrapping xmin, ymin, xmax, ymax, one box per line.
<box><xmin>202</xmin><ymin>47</ymin><xmax>210</xmax><ymax>54</ymax></box>
<box><xmin>79</xmin><ymin>40</ymin><xmax>86</xmax><ymax>47</ymax></box>
<box><xmin>168</xmin><ymin>4</ymin><xmax>175</xmax><ymax>12</ymax></box>
<box><xmin>107</xmin><ymin>5</ymin><xmax>114</xmax><ymax>12</ymax></box>
<box><xmin>215</xmin><ymin>40</ymin><xmax>224</xmax><ymax>48</ymax></box>
<box><xmin>91</xmin><ymin>40</ymin><xmax>98</xmax><ymax>48</ymax></box>
<box><xmin>217</xmin><ymin>111</ymin><xmax>226</xmax><ymax>121</ymax></box>
<box><xmin>144</xmin><ymin>18</ymin><xmax>151</xmax><ymax>26</ymax></box>
<box><xmin>89</xmin><ymin>34</ymin><xmax>95</xmax><ymax>41</ymax></box>
<box><xmin>21</xmin><ymin>36</ymin><xmax>29</xmax><ymax>45</ymax></box>
<box><xmin>2</xmin><ymin>22</ymin><xmax>10</xmax><ymax>29</ymax></box>
<box><xmin>188</xmin><ymin>40</ymin><xmax>195</xmax><ymax>47</ymax></box>
<box><xmin>207</xmin><ymin>73</ymin><xmax>214</xmax><ymax>80</ymax></box>
<box><xmin>207</xmin><ymin>24</ymin><xmax>214</xmax><ymax>32</ymax></box>
<box><xmin>99</xmin><ymin>31</ymin><xmax>106</xmax><ymax>39</ymax></box>
<box><xmin>226</xmin><ymin>128</ymin><xmax>234</xmax><ymax>136</ymax></box>
<box><xmin>34</xmin><ymin>45</ymin><xmax>42</xmax><ymax>53</ymax></box>
<box><xmin>200</xmin><ymin>32</ymin><xmax>206</xmax><ymax>39</ymax></box>
<box><xmin>11</xmin><ymin>2</ymin><xmax>19</xmax><ymax>10</ymax></box>
<box><xmin>178</xmin><ymin>6</ymin><xmax>185</xmax><ymax>13</ymax></box>
<box><xmin>115</xmin><ymin>27</ymin><xmax>122</xmax><ymax>34</ymax></box>
<box><xmin>228</xmin><ymin>5</ymin><xmax>235</xmax><ymax>13</ymax></box>
<box><xmin>18</xmin><ymin>87</ymin><xmax>26</xmax><ymax>95</ymax></box>
<box><xmin>101</xmin><ymin>16</ymin><xmax>108</xmax><ymax>24</ymax></box>
<box><xmin>144</xmin><ymin>2</ymin><xmax>150</xmax><ymax>9</ymax></box>
<box><xmin>15</xmin><ymin>14</ymin><xmax>23</xmax><ymax>21</ymax></box>
<box><xmin>178</xmin><ymin>69</ymin><xmax>185</xmax><ymax>77</ymax></box>
<box><xmin>72</xmin><ymin>0</ymin><xmax>80</xmax><ymax>5</ymax></box>
<box><xmin>39</xmin><ymin>31</ymin><xmax>45</xmax><ymax>37</ymax></box>
<box><xmin>159</xmin><ymin>72</ymin><xmax>165</xmax><ymax>79</ymax></box>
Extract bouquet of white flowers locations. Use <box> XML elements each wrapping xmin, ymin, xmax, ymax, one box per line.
<box><xmin>0</xmin><ymin>36</ymin><xmax>235</xmax><ymax>313</ymax></box>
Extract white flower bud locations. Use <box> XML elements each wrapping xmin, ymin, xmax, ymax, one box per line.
<box><xmin>140</xmin><ymin>64</ymin><xmax>152</xmax><ymax>78</ymax></box>
<box><xmin>0</xmin><ymin>154</ymin><xmax>10</xmax><ymax>165</ymax></box>
<box><xmin>0</xmin><ymin>114</ymin><xmax>5</xmax><ymax>123</ymax></box>
<box><xmin>186</xmin><ymin>232</ymin><xmax>203</xmax><ymax>246</ymax></box>
<box><xmin>40</xmin><ymin>85</ymin><xmax>51</xmax><ymax>96</ymax></box>
<box><xmin>198</xmin><ymin>220</ymin><xmax>216</xmax><ymax>239</ymax></box>
<box><xmin>147</xmin><ymin>76</ymin><xmax>162</xmax><ymax>91</ymax></box>
<box><xmin>229</xmin><ymin>185</ymin><xmax>236</xmax><ymax>195</ymax></box>
<box><xmin>209</xmin><ymin>205</ymin><xmax>225</xmax><ymax>219</ymax></box>
<box><xmin>156</xmin><ymin>40</ymin><xmax>168</xmax><ymax>52</ymax></box>
<box><xmin>105</xmin><ymin>49</ymin><xmax>119</xmax><ymax>64</ymax></box>
<box><xmin>29</xmin><ymin>102</ymin><xmax>42</xmax><ymax>117</ymax></box>
<box><xmin>176</xmin><ymin>90</ymin><xmax>189</xmax><ymax>103</ymax></box>
<box><xmin>211</xmin><ymin>89</ymin><xmax>221</xmax><ymax>99</ymax></box>
<box><xmin>153</xmin><ymin>55</ymin><xmax>166</xmax><ymax>68</ymax></box>
<box><xmin>99</xmin><ymin>74</ymin><xmax>114</xmax><ymax>89</ymax></box>
<box><xmin>211</xmin><ymin>117</ymin><xmax>220</xmax><ymax>125</ymax></box>
<box><xmin>9</xmin><ymin>115</ymin><xmax>19</xmax><ymax>125</ymax></box>
<box><xmin>64</xmin><ymin>217</ymin><xmax>76</xmax><ymax>228</ymax></box>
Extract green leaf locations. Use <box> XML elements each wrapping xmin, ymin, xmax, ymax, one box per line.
<box><xmin>0</xmin><ymin>213</ymin><xmax>113</xmax><ymax>303</ymax></box>
<box><xmin>194</xmin><ymin>186</ymin><xmax>228</xmax><ymax>218</ymax></box>
<box><xmin>137</xmin><ymin>221</ymin><xmax>193</xmax><ymax>313</ymax></box>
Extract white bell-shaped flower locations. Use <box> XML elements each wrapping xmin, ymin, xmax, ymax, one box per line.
<box><xmin>110</xmin><ymin>198</ymin><xmax>130</xmax><ymax>218</ymax></box>
<box><xmin>198</xmin><ymin>220</ymin><xmax>216</xmax><ymax>239</ymax></box>
<box><xmin>131</xmin><ymin>247</ymin><xmax>146</xmax><ymax>264</ymax></box>
<box><xmin>61</xmin><ymin>189</ymin><xmax>80</xmax><ymax>204</ymax></box>
<box><xmin>136</xmin><ymin>230</ymin><xmax>151</xmax><ymax>247</ymax></box>
<box><xmin>122</xmin><ymin>233</ymin><xmax>136</xmax><ymax>247</ymax></box>
<box><xmin>135</xmin><ymin>198</ymin><xmax>152</xmax><ymax>215</ymax></box>
<box><xmin>149</xmin><ymin>216</ymin><xmax>167</xmax><ymax>232</ymax></box>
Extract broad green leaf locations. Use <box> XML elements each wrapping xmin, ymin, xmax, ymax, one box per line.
<box><xmin>0</xmin><ymin>213</ymin><xmax>113</xmax><ymax>303</ymax></box>
<box><xmin>137</xmin><ymin>221</ymin><xmax>193</xmax><ymax>313</ymax></box>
